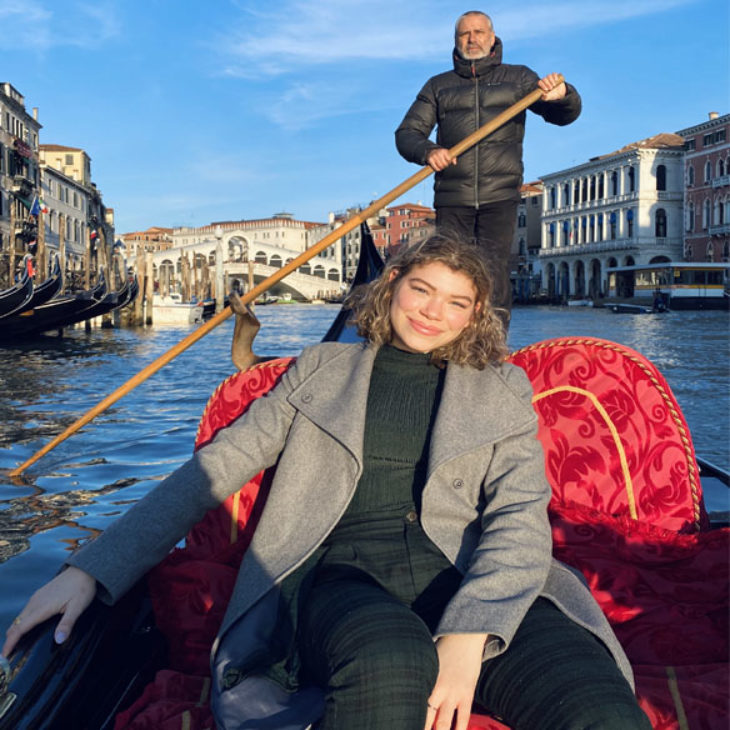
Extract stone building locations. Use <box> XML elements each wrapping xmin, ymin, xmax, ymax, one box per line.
<box><xmin>0</xmin><ymin>82</ymin><xmax>42</xmax><ymax>286</ymax></box>
<box><xmin>39</xmin><ymin>144</ymin><xmax>115</xmax><ymax>289</ymax></box>
<box><xmin>379</xmin><ymin>202</ymin><xmax>434</xmax><ymax>259</ymax></box>
<box><xmin>676</xmin><ymin>112</ymin><xmax>729</xmax><ymax>262</ymax></box>
<box><xmin>512</xmin><ymin>182</ymin><xmax>543</xmax><ymax>301</ymax></box>
<box><xmin>539</xmin><ymin>133</ymin><xmax>685</xmax><ymax>299</ymax></box>
<box><xmin>121</xmin><ymin>227</ymin><xmax>174</xmax><ymax>258</ymax></box>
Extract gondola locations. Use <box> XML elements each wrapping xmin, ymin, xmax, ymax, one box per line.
<box><xmin>1</xmin><ymin>227</ymin><xmax>728</xmax><ymax>730</ymax></box>
<box><xmin>0</xmin><ymin>256</ymin><xmax>34</xmax><ymax>321</ymax></box>
<box><xmin>0</xmin><ymin>271</ymin><xmax>109</xmax><ymax>342</ymax></box>
<box><xmin>13</xmin><ymin>255</ymin><xmax>64</xmax><ymax>315</ymax></box>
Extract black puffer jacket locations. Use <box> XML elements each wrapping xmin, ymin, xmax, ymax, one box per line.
<box><xmin>395</xmin><ymin>38</ymin><xmax>581</xmax><ymax>208</ymax></box>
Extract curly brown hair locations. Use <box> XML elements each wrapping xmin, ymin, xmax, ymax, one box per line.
<box><xmin>347</xmin><ymin>233</ymin><xmax>507</xmax><ymax>368</ymax></box>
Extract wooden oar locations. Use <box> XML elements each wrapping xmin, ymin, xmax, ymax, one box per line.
<box><xmin>9</xmin><ymin>79</ymin><xmax>557</xmax><ymax>477</ymax></box>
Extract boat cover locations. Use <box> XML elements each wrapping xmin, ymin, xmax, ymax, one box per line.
<box><xmin>115</xmin><ymin>339</ymin><xmax>729</xmax><ymax>730</ymax></box>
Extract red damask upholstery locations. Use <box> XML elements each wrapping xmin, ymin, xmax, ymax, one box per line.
<box><xmin>116</xmin><ymin>341</ymin><xmax>728</xmax><ymax>730</ymax></box>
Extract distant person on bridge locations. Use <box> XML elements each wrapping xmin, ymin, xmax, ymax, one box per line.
<box><xmin>395</xmin><ymin>10</ymin><xmax>582</xmax><ymax>324</ymax></box>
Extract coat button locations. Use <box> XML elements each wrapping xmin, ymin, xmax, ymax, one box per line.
<box><xmin>301</xmin><ymin>392</ymin><xmax>313</xmax><ymax>403</ymax></box>
<box><xmin>405</xmin><ymin>510</ymin><xmax>418</xmax><ymax>523</ymax></box>
<box><xmin>452</xmin><ymin>479</ymin><xmax>464</xmax><ymax>489</ymax></box>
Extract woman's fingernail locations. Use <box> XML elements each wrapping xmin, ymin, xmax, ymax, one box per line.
<box><xmin>54</xmin><ymin>630</ymin><xmax>67</xmax><ymax>644</ymax></box>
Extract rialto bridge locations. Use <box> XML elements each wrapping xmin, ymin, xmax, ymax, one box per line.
<box><xmin>148</xmin><ymin>233</ymin><xmax>343</xmax><ymax>301</ymax></box>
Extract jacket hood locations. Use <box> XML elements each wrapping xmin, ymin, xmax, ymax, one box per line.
<box><xmin>452</xmin><ymin>35</ymin><xmax>503</xmax><ymax>78</ymax></box>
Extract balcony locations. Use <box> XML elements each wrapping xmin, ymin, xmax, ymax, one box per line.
<box><xmin>712</xmin><ymin>175</ymin><xmax>730</xmax><ymax>188</ymax></box>
<box><xmin>709</xmin><ymin>223</ymin><xmax>730</xmax><ymax>235</ymax></box>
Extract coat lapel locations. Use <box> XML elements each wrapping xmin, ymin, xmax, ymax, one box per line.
<box><xmin>286</xmin><ymin>343</ymin><xmax>377</xmax><ymax>468</ymax></box>
<box><xmin>428</xmin><ymin>362</ymin><xmax>536</xmax><ymax>475</ymax></box>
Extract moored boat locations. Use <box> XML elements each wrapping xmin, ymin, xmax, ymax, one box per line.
<box><xmin>0</xmin><ymin>256</ymin><xmax>34</xmax><ymax>321</ymax></box>
<box><xmin>152</xmin><ymin>293</ymin><xmax>204</xmax><ymax>325</ymax></box>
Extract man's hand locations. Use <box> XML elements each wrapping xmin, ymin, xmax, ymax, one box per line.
<box><xmin>424</xmin><ymin>633</ymin><xmax>488</xmax><ymax>730</ymax></box>
<box><xmin>538</xmin><ymin>72</ymin><xmax>566</xmax><ymax>102</ymax></box>
<box><xmin>427</xmin><ymin>148</ymin><xmax>457</xmax><ymax>172</ymax></box>
<box><xmin>2</xmin><ymin>566</ymin><xmax>96</xmax><ymax>658</ymax></box>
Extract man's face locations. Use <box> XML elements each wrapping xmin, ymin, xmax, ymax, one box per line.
<box><xmin>455</xmin><ymin>14</ymin><xmax>495</xmax><ymax>60</ymax></box>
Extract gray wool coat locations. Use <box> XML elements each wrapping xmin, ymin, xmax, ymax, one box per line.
<box><xmin>69</xmin><ymin>341</ymin><xmax>633</xmax><ymax>729</ymax></box>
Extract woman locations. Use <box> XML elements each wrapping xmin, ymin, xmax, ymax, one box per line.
<box><xmin>4</xmin><ymin>235</ymin><xmax>650</xmax><ymax>730</ymax></box>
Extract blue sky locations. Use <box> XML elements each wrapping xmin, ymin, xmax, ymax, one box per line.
<box><xmin>1</xmin><ymin>0</ymin><xmax>727</xmax><ymax>234</ymax></box>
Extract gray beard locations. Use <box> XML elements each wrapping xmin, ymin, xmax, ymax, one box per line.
<box><xmin>457</xmin><ymin>47</ymin><xmax>490</xmax><ymax>60</ymax></box>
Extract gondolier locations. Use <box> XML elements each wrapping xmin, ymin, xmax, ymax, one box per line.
<box><xmin>395</xmin><ymin>10</ymin><xmax>582</xmax><ymax>323</ymax></box>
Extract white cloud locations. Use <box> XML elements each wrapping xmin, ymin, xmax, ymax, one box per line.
<box><xmin>214</xmin><ymin>0</ymin><xmax>697</xmax><ymax>76</ymax></box>
<box><xmin>0</xmin><ymin>0</ymin><xmax>120</xmax><ymax>53</ymax></box>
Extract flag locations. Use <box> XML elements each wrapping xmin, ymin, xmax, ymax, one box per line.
<box><xmin>29</xmin><ymin>196</ymin><xmax>48</xmax><ymax>215</ymax></box>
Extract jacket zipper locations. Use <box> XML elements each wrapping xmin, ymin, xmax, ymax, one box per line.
<box><xmin>472</xmin><ymin>62</ymin><xmax>479</xmax><ymax>209</ymax></box>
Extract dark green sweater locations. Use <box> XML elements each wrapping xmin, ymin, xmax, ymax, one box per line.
<box><xmin>338</xmin><ymin>343</ymin><xmax>445</xmax><ymax>519</ymax></box>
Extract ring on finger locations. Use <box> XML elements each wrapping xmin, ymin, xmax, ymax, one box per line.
<box><xmin>427</xmin><ymin>702</ymin><xmax>437</xmax><ymax>710</ymax></box>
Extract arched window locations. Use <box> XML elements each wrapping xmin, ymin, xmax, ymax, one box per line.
<box><xmin>703</xmin><ymin>199</ymin><xmax>711</xmax><ymax>228</ymax></box>
<box><xmin>705</xmin><ymin>161</ymin><xmax>712</xmax><ymax>182</ymax></box>
<box><xmin>563</xmin><ymin>183</ymin><xmax>570</xmax><ymax>205</ymax></box>
<box><xmin>626</xmin><ymin>209</ymin><xmax>634</xmax><ymax>238</ymax></box>
<box><xmin>687</xmin><ymin>203</ymin><xmax>695</xmax><ymax>232</ymax></box>
<box><xmin>517</xmin><ymin>212</ymin><xmax>526</xmax><ymax>227</ymax></box>
<box><xmin>597</xmin><ymin>213</ymin><xmax>603</xmax><ymax>241</ymax></box>
<box><xmin>549</xmin><ymin>187</ymin><xmax>556</xmax><ymax>209</ymax></box>
<box><xmin>611</xmin><ymin>170</ymin><xmax>618</xmax><ymax>196</ymax></box>
<box><xmin>706</xmin><ymin>242</ymin><xmax>714</xmax><ymax>262</ymax></box>
<box><xmin>609</xmin><ymin>212</ymin><xmax>617</xmax><ymax>240</ymax></box>
<box><xmin>581</xmin><ymin>178</ymin><xmax>588</xmax><ymax>201</ymax></box>
<box><xmin>687</xmin><ymin>164</ymin><xmax>695</xmax><ymax>186</ymax></box>
<box><xmin>719</xmin><ymin>159</ymin><xmax>726</xmax><ymax>177</ymax></box>
<box><xmin>655</xmin><ymin>208</ymin><xmax>667</xmax><ymax>237</ymax></box>
<box><xmin>597</xmin><ymin>174</ymin><xmax>604</xmax><ymax>199</ymax></box>
<box><xmin>627</xmin><ymin>166</ymin><xmax>636</xmax><ymax>192</ymax></box>
<box><xmin>590</xmin><ymin>176</ymin><xmax>596</xmax><ymax>200</ymax></box>
<box><xmin>573</xmin><ymin>180</ymin><xmax>580</xmax><ymax>204</ymax></box>
<box><xmin>656</xmin><ymin>164</ymin><xmax>666</xmax><ymax>191</ymax></box>
<box><xmin>548</xmin><ymin>222</ymin><xmax>555</xmax><ymax>248</ymax></box>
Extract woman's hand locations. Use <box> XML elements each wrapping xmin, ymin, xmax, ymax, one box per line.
<box><xmin>424</xmin><ymin>633</ymin><xmax>488</xmax><ymax>730</ymax></box>
<box><xmin>2</xmin><ymin>566</ymin><xmax>96</xmax><ymax>657</ymax></box>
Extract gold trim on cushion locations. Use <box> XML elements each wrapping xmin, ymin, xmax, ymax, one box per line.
<box><xmin>509</xmin><ymin>338</ymin><xmax>702</xmax><ymax>531</ymax></box>
<box><xmin>533</xmin><ymin>385</ymin><xmax>637</xmax><ymax>520</ymax></box>
<box><xmin>665</xmin><ymin>666</ymin><xmax>689</xmax><ymax>730</ymax></box>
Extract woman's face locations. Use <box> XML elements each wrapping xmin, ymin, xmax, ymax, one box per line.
<box><xmin>389</xmin><ymin>262</ymin><xmax>478</xmax><ymax>353</ymax></box>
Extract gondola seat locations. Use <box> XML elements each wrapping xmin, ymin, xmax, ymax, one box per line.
<box><xmin>115</xmin><ymin>339</ymin><xmax>728</xmax><ymax>730</ymax></box>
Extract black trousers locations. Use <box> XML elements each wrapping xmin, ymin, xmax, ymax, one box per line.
<box><xmin>299</xmin><ymin>578</ymin><xmax>651</xmax><ymax>730</ymax></box>
<box><xmin>436</xmin><ymin>201</ymin><xmax>519</xmax><ymax>327</ymax></box>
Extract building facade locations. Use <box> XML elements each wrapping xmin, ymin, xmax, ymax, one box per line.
<box><xmin>39</xmin><ymin>144</ymin><xmax>115</xmax><ymax>289</ymax></box>
<box><xmin>0</xmin><ymin>83</ymin><xmax>42</xmax><ymax>285</ymax></box>
<box><xmin>512</xmin><ymin>182</ymin><xmax>543</xmax><ymax>301</ymax></box>
<box><xmin>539</xmin><ymin>133</ymin><xmax>685</xmax><ymax>299</ymax></box>
<box><xmin>676</xmin><ymin>112</ymin><xmax>729</xmax><ymax>263</ymax></box>
<box><xmin>121</xmin><ymin>227</ymin><xmax>174</xmax><ymax>258</ymax></box>
<box><xmin>379</xmin><ymin>203</ymin><xmax>434</xmax><ymax>259</ymax></box>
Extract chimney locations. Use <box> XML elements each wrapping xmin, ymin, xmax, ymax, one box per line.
<box><xmin>32</xmin><ymin>107</ymin><xmax>38</xmax><ymax>120</ymax></box>
<box><xmin>709</xmin><ymin>111</ymin><xmax>719</xmax><ymax>120</ymax></box>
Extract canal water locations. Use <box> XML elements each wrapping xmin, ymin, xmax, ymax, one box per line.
<box><xmin>0</xmin><ymin>305</ymin><xmax>728</xmax><ymax>635</ymax></box>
